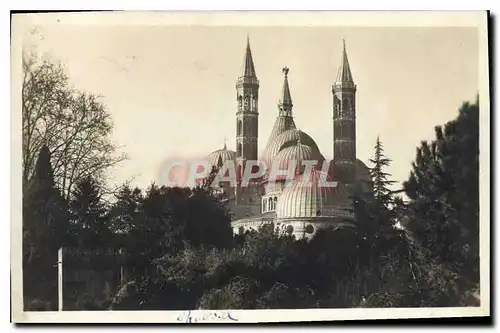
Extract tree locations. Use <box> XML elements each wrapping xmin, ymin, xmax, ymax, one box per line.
<box><xmin>108</xmin><ymin>185</ymin><xmax>144</xmax><ymax>237</ymax></box>
<box><xmin>369</xmin><ymin>136</ymin><xmax>396</xmax><ymax>207</ymax></box>
<box><xmin>23</xmin><ymin>145</ymin><xmax>69</xmax><ymax>310</ymax></box>
<box><xmin>353</xmin><ymin>137</ymin><xmax>398</xmax><ymax>236</ymax></box>
<box><xmin>68</xmin><ymin>176</ymin><xmax>112</xmax><ymax>247</ymax></box>
<box><xmin>22</xmin><ymin>53</ymin><xmax>126</xmax><ymax>200</ymax></box>
<box><xmin>403</xmin><ymin>98</ymin><xmax>480</xmax><ymax>297</ymax></box>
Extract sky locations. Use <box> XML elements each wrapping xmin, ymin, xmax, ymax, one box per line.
<box><xmin>18</xmin><ymin>15</ymin><xmax>479</xmax><ymax>192</ymax></box>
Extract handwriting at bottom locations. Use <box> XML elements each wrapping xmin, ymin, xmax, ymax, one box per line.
<box><xmin>177</xmin><ymin>310</ymin><xmax>238</xmax><ymax>323</ymax></box>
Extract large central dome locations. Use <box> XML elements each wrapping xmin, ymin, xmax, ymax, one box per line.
<box><xmin>272</xmin><ymin>140</ymin><xmax>325</xmax><ymax>175</ymax></box>
<box><xmin>263</xmin><ymin>129</ymin><xmax>323</xmax><ymax>169</ymax></box>
<box><xmin>275</xmin><ymin>169</ymin><xmax>353</xmax><ymax>220</ymax></box>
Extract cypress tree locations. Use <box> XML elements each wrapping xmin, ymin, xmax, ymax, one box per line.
<box><xmin>23</xmin><ymin>144</ymin><xmax>68</xmax><ymax>310</ymax></box>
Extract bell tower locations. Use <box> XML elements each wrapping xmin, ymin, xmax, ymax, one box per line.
<box><xmin>236</xmin><ymin>36</ymin><xmax>259</xmax><ymax>166</ymax></box>
<box><xmin>234</xmin><ymin>36</ymin><xmax>260</xmax><ymax>206</ymax></box>
<box><xmin>332</xmin><ymin>39</ymin><xmax>357</xmax><ymax>185</ymax></box>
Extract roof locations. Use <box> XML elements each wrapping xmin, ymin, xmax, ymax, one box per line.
<box><xmin>231</xmin><ymin>211</ymin><xmax>276</xmax><ymax>226</ymax></box>
<box><xmin>279</xmin><ymin>67</ymin><xmax>293</xmax><ymax>107</ymax></box>
<box><xmin>272</xmin><ymin>141</ymin><xmax>324</xmax><ymax>175</ymax></box>
<box><xmin>335</xmin><ymin>39</ymin><xmax>354</xmax><ymax>84</ymax></box>
<box><xmin>207</xmin><ymin>144</ymin><xmax>236</xmax><ymax>168</ymax></box>
<box><xmin>241</xmin><ymin>36</ymin><xmax>257</xmax><ymax>78</ymax></box>
<box><xmin>275</xmin><ymin>169</ymin><xmax>352</xmax><ymax>219</ymax></box>
<box><xmin>262</xmin><ymin>129</ymin><xmax>322</xmax><ymax>168</ymax></box>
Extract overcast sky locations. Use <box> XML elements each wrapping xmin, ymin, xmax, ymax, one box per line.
<box><xmin>18</xmin><ymin>14</ymin><xmax>479</xmax><ymax>191</ymax></box>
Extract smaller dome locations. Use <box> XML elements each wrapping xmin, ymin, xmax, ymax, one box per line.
<box><xmin>263</xmin><ymin>129</ymin><xmax>322</xmax><ymax>168</ymax></box>
<box><xmin>355</xmin><ymin>159</ymin><xmax>372</xmax><ymax>184</ymax></box>
<box><xmin>327</xmin><ymin>158</ymin><xmax>373</xmax><ymax>195</ymax></box>
<box><xmin>207</xmin><ymin>144</ymin><xmax>236</xmax><ymax>170</ymax></box>
<box><xmin>272</xmin><ymin>141</ymin><xmax>324</xmax><ymax>176</ymax></box>
<box><xmin>276</xmin><ymin>169</ymin><xmax>352</xmax><ymax>219</ymax></box>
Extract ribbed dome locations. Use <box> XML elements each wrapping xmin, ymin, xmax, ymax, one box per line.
<box><xmin>272</xmin><ymin>141</ymin><xmax>325</xmax><ymax>175</ymax></box>
<box><xmin>263</xmin><ymin>129</ymin><xmax>322</xmax><ymax>169</ymax></box>
<box><xmin>207</xmin><ymin>144</ymin><xmax>236</xmax><ymax>169</ymax></box>
<box><xmin>276</xmin><ymin>169</ymin><xmax>351</xmax><ymax>219</ymax></box>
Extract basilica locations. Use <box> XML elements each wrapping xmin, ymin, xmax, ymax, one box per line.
<box><xmin>205</xmin><ymin>37</ymin><xmax>373</xmax><ymax>239</ymax></box>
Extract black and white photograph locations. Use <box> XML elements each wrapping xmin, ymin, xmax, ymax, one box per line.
<box><xmin>10</xmin><ymin>10</ymin><xmax>490</xmax><ymax>323</ymax></box>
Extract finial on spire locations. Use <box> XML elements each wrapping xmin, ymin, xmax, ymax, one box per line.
<box><xmin>282</xmin><ymin>67</ymin><xmax>289</xmax><ymax>77</ymax></box>
<box><xmin>279</xmin><ymin>67</ymin><xmax>292</xmax><ymax>107</ymax></box>
<box><xmin>223</xmin><ymin>136</ymin><xmax>227</xmax><ymax>149</ymax></box>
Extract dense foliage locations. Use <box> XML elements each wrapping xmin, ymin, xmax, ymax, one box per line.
<box><xmin>22</xmin><ymin>61</ymin><xmax>480</xmax><ymax>312</ymax></box>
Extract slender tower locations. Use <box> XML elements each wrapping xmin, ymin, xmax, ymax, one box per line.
<box><xmin>235</xmin><ymin>36</ymin><xmax>259</xmax><ymax>203</ymax></box>
<box><xmin>332</xmin><ymin>39</ymin><xmax>357</xmax><ymax>185</ymax></box>
<box><xmin>236</xmin><ymin>36</ymin><xmax>259</xmax><ymax>165</ymax></box>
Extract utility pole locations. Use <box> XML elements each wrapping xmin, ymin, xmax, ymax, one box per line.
<box><xmin>57</xmin><ymin>247</ymin><xmax>63</xmax><ymax>311</ymax></box>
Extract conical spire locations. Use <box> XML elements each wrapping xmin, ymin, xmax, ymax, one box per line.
<box><xmin>335</xmin><ymin>39</ymin><xmax>354</xmax><ymax>83</ymax></box>
<box><xmin>279</xmin><ymin>67</ymin><xmax>293</xmax><ymax>107</ymax></box>
<box><xmin>241</xmin><ymin>35</ymin><xmax>257</xmax><ymax>77</ymax></box>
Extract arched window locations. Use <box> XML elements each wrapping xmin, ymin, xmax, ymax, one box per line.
<box><xmin>342</xmin><ymin>99</ymin><xmax>350</xmax><ymax>116</ymax></box>
<box><xmin>237</xmin><ymin>120</ymin><xmax>243</xmax><ymax>136</ymax></box>
<box><xmin>262</xmin><ymin>199</ymin><xmax>266</xmax><ymax>213</ymax></box>
<box><xmin>268</xmin><ymin>198</ymin><xmax>272</xmax><ymax>211</ymax></box>
<box><xmin>238</xmin><ymin>95</ymin><xmax>243</xmax><ymax>107</ymax></box>
<box><xmin>273</xmin><ymin>197</ymin><xmax>278</xmax><ymax>210</ymax></box>
<box><xmin>334</xmin><ymin>95</ymin><xmax>341</xmax><ymax>117</ymax></box>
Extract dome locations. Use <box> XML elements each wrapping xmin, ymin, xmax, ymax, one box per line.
<box><xmin>263</xmin><ymin>129</ymin><xmax>322</xmax><ymax>169</ymax></box>
<box><xmin>275</xmin><ymin>169</ymin><xmax>352</xmax><ymax>219</ymax></box>
<box><xmin>272</xmin><ymin>141</ymin><xmax>325</xmax><ymax>175</ymax></box>
<box><xmin>327</xmin><ymin>158</ymin><xmax>373</xmax><ymax>195</ymax></box>
<box><xmin>207</xmin><ymin>144</ymin><xmax>236</xmax><ymax>170</ymax></box>
<box><xmin>355</xmin><ymin>159</ymin><xmax>372</xmax><ymax>183</ymax></box>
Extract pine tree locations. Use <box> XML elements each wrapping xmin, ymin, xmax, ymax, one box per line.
<box><xmin>23</xmin><ymin>144</ymin><xmax>68</xmax><ymax>310</ymax></box>
<box><xmin>369</xmin><ymin>136</ymin><xmax>396</xmax><ymax>207</ymax></box>
<box><xmin>69</xmin><ymin>175</ymin><xmax>111</xmax><ymax>248</ymax></box>
<box><xmin>403</xmin><ymin>98</ymin><xmax>479</xmax><ymax>293</ymax></box>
